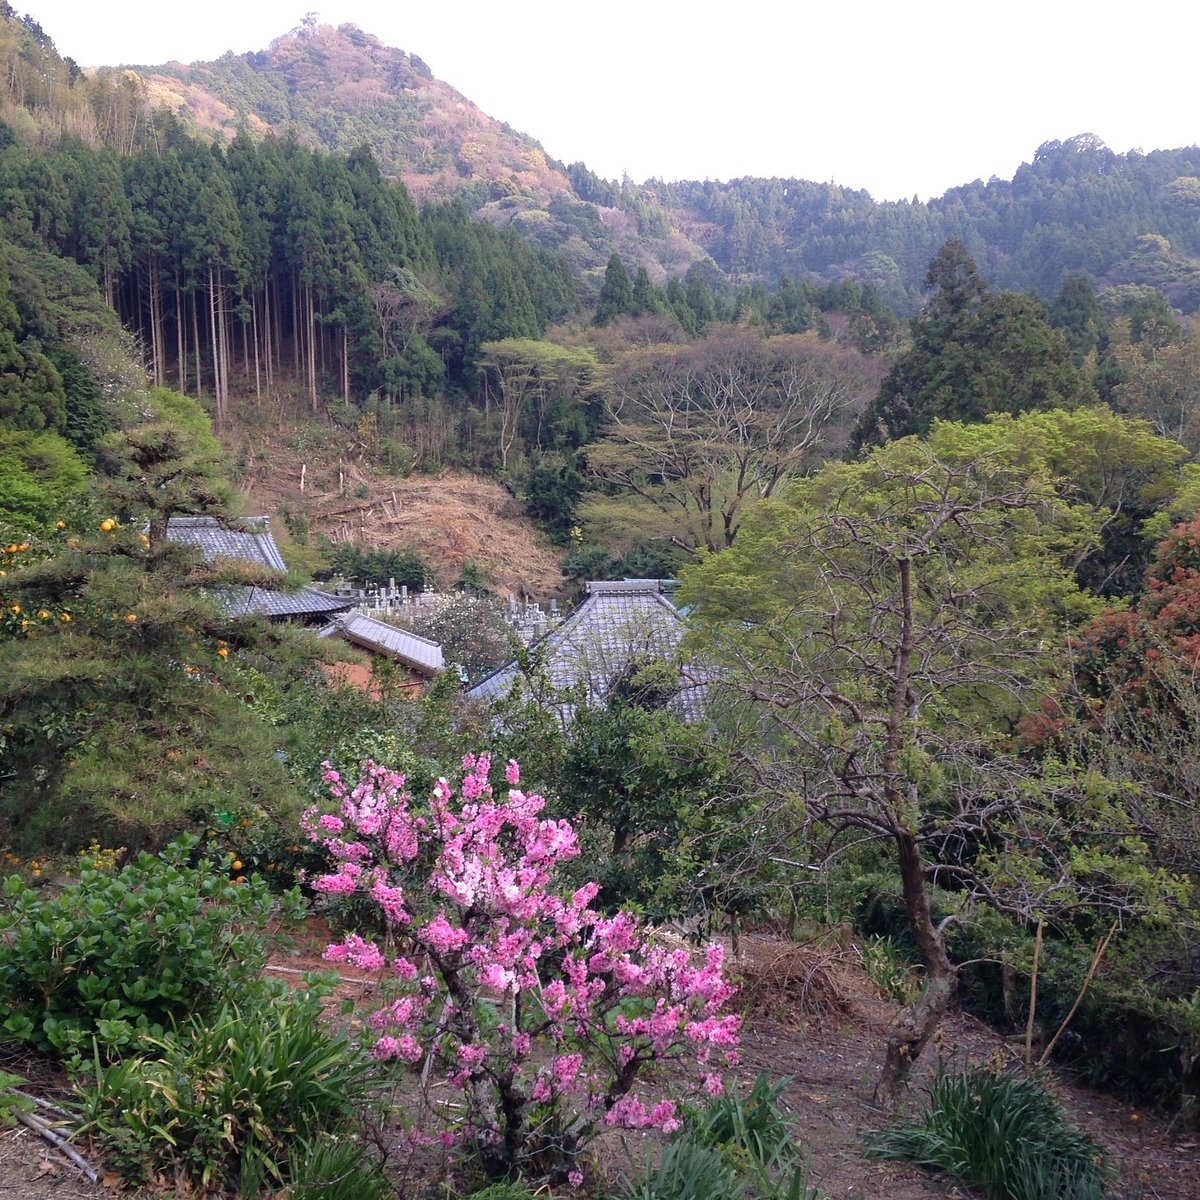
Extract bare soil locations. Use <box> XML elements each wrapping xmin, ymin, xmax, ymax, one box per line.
<box><xmin>221</xmin><ymin>393</ymin><xmax>567</xmax><ymax>599</ymax></box>
<box><xmin>725</xmin><ymin>934</ymin><xmax>1196</xmax><ymax>1200</ymax></box>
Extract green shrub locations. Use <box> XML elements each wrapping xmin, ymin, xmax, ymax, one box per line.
<box><xmin>622</xmin><ymin>1137</ymin><xmax>743</xmax><ymax>1200</ymax></box>
<box><xmin>284</xmin><ymin>1135</ymin><xmax>392</xmax><ymax>1199</ymax></box>
<box><xmin>686</xmin><ymin>1073</ymin><xmax>796</xmax><ymax>1175</ymax></box>
<box><xmin>0</xmin><ymin>1071</ymin><xmax>35</xmax><ymax>1127</ymax></box>
<box><xmin>861</xmin><ymin>935</ymin><xmax>922</xmax><ymax>1004</ymax></box>
<box><xmin>284</xmin><ymin>1136</ymin><xmax>392</xmax><ymax>1200</ymax></box>
<box><xmin>865</xmin><ymin>1062</ymin><xmax>1114</xmax><ymax>1200</ymax></box>
<box><xmin>951</xmin><ymin>912</ymin><xmax>1200</xmax><ymax>1111</ymax></box>
<box><xmin>460</xmin><ymin>1186</ymin><xmax>544</xmax><ymax>1200</ymax></box>
<box><xmin>624</xmin><ymin>1075</ymin><xmax>822</xmax><ymax>1200</ymax></box>
<box><xmin>82</xmin><ymin>985</ymin><xmax>380</xmax><ymax>1196</ymax></box>
<box><xmin>0</xmin><ymin>837</ymin><xmax>291</xmax><ymax>1059</ymax></box>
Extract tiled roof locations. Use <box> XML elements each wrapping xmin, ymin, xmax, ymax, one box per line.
<box><xmin>466</xmin><ymin>580</ymin><xmax>707</xmax><ymax>722</ymax></box>
<box><xmin>165</xmin><ymin>516</ymin><xmax>350</xmax><ymax>621</ymax></box>
<box><xmin>317</xmin><ymin>610</ymin><xmax>444</xmax><ymax>675</ymax></box>
<box><xmin>165</xmin><ymin>515</ymin><xmax>288</xmax><ymax>571</ymax></box>
<box><xmin>220</xmin><ymin>585</ymin><xmax>351</xmax><ymax>619</ymax></box>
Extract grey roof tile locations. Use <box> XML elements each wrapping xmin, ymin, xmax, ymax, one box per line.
<box><xmin>165</xmin><ymin>515</ymin><xmax>288</xmax><ymax>570</ymax></box>
<box><xmin>166</xmin><ymin>516</ymin><xmax>350</xmax><ymax>621</ymax></box>
<box><xmin>319</xmin><ymin>610</ymin><xmax>444</xmax><ymax>674</ymax></box>
<box><xmin>466</xmin><ymin>580</ymin><xmax>707</xmax><ymax>722</ymax></box>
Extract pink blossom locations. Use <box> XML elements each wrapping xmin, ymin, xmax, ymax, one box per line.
<box><xmin>324</xmin><ymin>933</ymin><xmax>385</xmax><ymax>972</ymax></box>
<box><xmin>422</xmin><ymin>911</ymin><xmax>469</xmax><ymax>955</ymax></box>
<box><xmin>552</xmin><ymin>1053</ymin><xmax>583</xmax><ymax>1089</ymax></box>
<box><xmin>305</xmin><ymin>753</ymin><xmax>742</xmax><ymax>1174</ymax></box>
<box><xmin>605</xmin><ymin>1094</ymin><xmax>649</xmax><ymax>1128</ymax></box>
<box><xmin>480</xmin><ymin>962</ymin><xmax>516</xmax><ymax>991</ymax></box>
<box><xmin>311</xmin><ymin>872</ymin><xmax>357</xmax><ymax>896</ymax></box>
<box><xmin>457</xmin><ymin>1043</ymin><xmax>489</xmax><ymax>1068</ymax></box>
<box><xmin>649</xmin><ymin>1101</ymin><xmax>680</xmax><ymax>1133</ymax></box>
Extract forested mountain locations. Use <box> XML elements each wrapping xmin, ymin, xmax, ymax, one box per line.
<box><xmin>127</xmin><ymin>19</ymin><xmax>713</xmax><ymax>285</ymax></box>
<box><xmin>101</xmin><ymin>21</ymin><xmax>1200</xmax><ymax>315</ymax></box>
<box><xmin>654</xmin><ymin>135</ymin><xmax>1200</xmax><ymax>312</ymax></box>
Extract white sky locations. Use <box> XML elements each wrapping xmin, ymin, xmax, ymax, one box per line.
<box><xmin>18</xmin><ymin>1</ymin><xmax>1200</xmax><ymax>201</ymax></box>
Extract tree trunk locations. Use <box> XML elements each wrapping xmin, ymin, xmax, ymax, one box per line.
<box><xmin>208</xmin><ymin>266</ymin><xmax>222</xmax><ymax>428</ymax></box>
<box><xmin>175</xmin><ymin>269</ymin><xmax>186</xmax><ymax>393</ymax></box>
<box><xmin>873</xmin><ymin>553</ymin><xmax>959</xmax><ymax>1101</ymax></box>
<box><xmin>148</xmin><ymin>254</ymin><xmax>164</xmax><ymax>387</ymax></box>
<box><xmin>291</xmin><ymin>270</ymin><xmax>301</xmax><ymax>379</ymax></box>
<box><xmin>306</xmin><ymin>283</ymin><xmax>317</xmax><ymax>411</ymax></box>
<box><xmin>251</xmin><ymin>291</ymin><xmax>261</xmax><ymax>398</ymax></box>
<box><xmin>875</xmin><ymin>831</ymin><xmax>958</xmax><ymax>1102</ymax></box>
<box><xmin>342</xmin><ymin>326</ymin><xmax>349</xmax><ymax>403</ymax></box>
<box><xmin>191</xmin><ymin>290</ymin><xmax>202</xmax><ymax>399</ymax></box>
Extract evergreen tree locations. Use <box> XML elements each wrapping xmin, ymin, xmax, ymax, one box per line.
<box><xmin>852</xmin><ymin>240</ymin><xmax>1090</xmax><ymax>448</ymax></box>
<box><xmin>1050</xmin><ymin>272</ymin><xmax>1104</xmax><ymax>365</ymax></box>
<box><xmin>594</xmin><ymin>253</ymin><xmax>634</xmax><ymax>325</ymax></box>
<box><xmin>630</xmin><ymin>266</ymin><xmax>662</xmax><ymax>317</ymax></box>
<box><xmin>0</xmin><ymin>397</ymin><xmax>301</xmax><ymax>849</ymax></box>
<box><xmin>0</xmin><ymin>250</ymin><xmax>65</xmax><ymax>432</ymax></box>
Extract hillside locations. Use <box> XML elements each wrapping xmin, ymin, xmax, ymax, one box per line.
<box><xmin>654</xmin><ymin>136</ymin><xmax>1200</xmax><ymax>311</ymax></box>
<box><xmin>132</xmin><ymin>22</ymin><xmax>1200</xmax><ymax>313</ymax></box>
<box><xmin>222</xmin><ymin>402</ymin><xmax>567</xmax><ymax>599</ymax></box>
<box><xmin>132</xmin><ymin>19</ymin><xmax>711</xmax><ymax>286</ymax></box>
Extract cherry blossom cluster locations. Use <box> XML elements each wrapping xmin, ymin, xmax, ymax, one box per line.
<box><xmin>301</xmin><ymin>753</ymin><xmax>741</xmax><ymax>1179</ymax></box>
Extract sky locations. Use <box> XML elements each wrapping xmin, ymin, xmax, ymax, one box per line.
<box><xmin>18</xmin><ymin>1</ymin><xmax>1200</xmax><ymax>202</ymax></box>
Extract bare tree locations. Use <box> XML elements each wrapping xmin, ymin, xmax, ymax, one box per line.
<box><xmin>584</xmin><ymin>327</ymin><xmax>878</xmax><ymax>554</ymax></box>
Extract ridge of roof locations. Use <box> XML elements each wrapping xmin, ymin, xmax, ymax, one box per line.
<box><xmin>322</xmin><ymin>609</ymin><xmax>444</xmax><ymax>673</ymax></box>
<box><xmin>166</xmin><ymin>515</ymin><xmax>349</xmax><ymax>619</ymax></box>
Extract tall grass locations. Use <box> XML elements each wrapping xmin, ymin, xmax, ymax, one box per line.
<box><xmin>82</xmin><ymin>984</ymin><xmax>384</xmax><ymax>1196</ymax></box>
<box><xmin>865</xmin><ymin>1062</ymin><xmax>1114</xmax><ymax>1200</ymax></box>
<box><xmin>621</xmin><ymin>1074</ymin><xmax>823</xmax><ymax>1200</ymax></box>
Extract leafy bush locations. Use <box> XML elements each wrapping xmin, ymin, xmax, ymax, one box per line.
<box><xmin>686</xmin><ymin>1074</ymin><xmax>795</xmax><ymax>1172</ymax></box>
<box><xmin>0</xmin><ymin>837</ymin><xmax>290</xmax><ymax>1058</ymax></box>
<box><xmin>865</xmin><ymin>1062</ymin><xmax>1114</xmax><ymax>1200</ymax></box>
<box><xmin>328</xmin><ymin>541</ymin><xmax>429</xmax><ymax>588</ymax></box>
<box><xmin>305</xmin><ymin>754</ymin><xmax>742</xmax><ymax>1184</ymax></box>
<box><xmin>621</xmin><ymin>1138</ymin><xmax>743</xmax><ymax>1200</ymax></box>
<box><xmin>0</xmin><ymin>1071</ymin><xmax>35</xmax><ymax>1127</ymax></box>
<box><xmin>861</xmin><ymin>935</ymin><xmax>922</xmax><ymax>1004</ymax></box>
<box><xmin>951</xmin><ymin>910</ymin><xmax>1200</xmax><ymax>1111</ymax></box>
<box><xmin>82</xmin><ymin>985</ymin><xmax>380</xmax><ymax>1196</ymax></box>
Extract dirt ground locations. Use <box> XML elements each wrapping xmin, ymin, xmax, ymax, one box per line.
<box><xmin>1</xmin><ymin>930</ymin><xmax>1195</xmax><ymax>1199</ymax></box>
<box><xmin>223</xmin><ymin>397</ymin><xmax>568</xmax><ymax>599</ymax></box>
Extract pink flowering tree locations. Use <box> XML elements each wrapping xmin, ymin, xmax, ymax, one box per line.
<box><xmin>302</xmin><ymin>753</ymin><xmax>741</xmax><ymax>1183</ymax></box>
